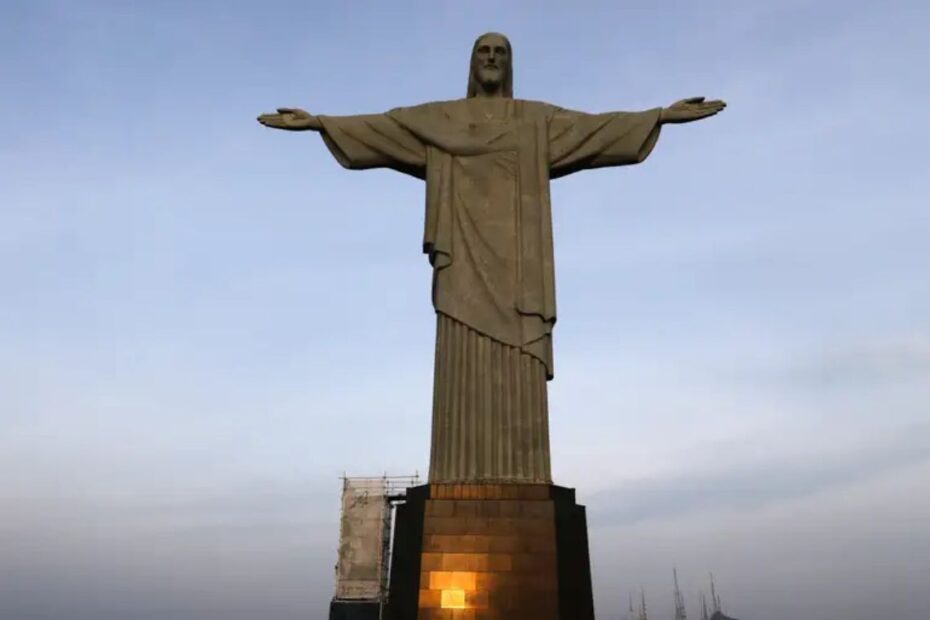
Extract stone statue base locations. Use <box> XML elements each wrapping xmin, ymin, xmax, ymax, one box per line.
<box><xmin>387</xmin><ymin>483</ymin><xmax>595</xmax><ymax>619</ymax></box>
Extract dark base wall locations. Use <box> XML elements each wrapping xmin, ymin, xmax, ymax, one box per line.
<box><xmin>387</xmin><ymin>483</ymin><xmax>594</xmax><ymax>620</ymax></box>
<box><xmin>329</xmin><ymin>599</ymin><xmax>382</xmax><ymax>620</ymax></box>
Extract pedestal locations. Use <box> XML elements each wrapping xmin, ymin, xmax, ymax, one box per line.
<box><xmin>387</xmin><ymin>483</ymin><xmax>595</xmax><ymax>619</ymax></box>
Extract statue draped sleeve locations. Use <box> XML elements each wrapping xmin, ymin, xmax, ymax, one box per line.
<box><xmin>546</xmin><ymin>106</ymin><xmax>663</xmax><ymax>178</ymax></box>
<box><xmin>316</xmin><ymin>113</ymin><xmax>427</xmax><ymax>179</ymax></box>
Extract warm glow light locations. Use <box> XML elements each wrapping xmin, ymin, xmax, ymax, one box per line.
<box><xmin>441</xmin><ymin>589</ymin><xmax>466</xmax><ymax>609</ymax></box>
<box><xmin>429</xmin><ymin>571</ymin><xmax>477</xmax><ymax>590</ymax></box>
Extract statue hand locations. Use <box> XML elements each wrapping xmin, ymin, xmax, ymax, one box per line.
<box><xmin>256</xmin><ymin>107</ymin><xmax>322</xmax><ymax>131</ymax></box>
<box><xmin>660</xmin><ymin>97</ymin><xmax>726</xmax><ymax>124</ymax></box>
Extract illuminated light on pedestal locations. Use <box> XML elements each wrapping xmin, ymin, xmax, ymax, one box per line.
<box><xmin>440</xmin><ymin>589</ymin><xmax>466</xmax><ymax>609</ymax></box>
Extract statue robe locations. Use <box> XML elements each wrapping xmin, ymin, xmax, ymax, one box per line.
<box><xmin>317</xmin><ymin>98</ymin><xmax>661</xmax><ymax>483</ymax></box>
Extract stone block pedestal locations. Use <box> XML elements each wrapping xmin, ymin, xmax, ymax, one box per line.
<box><xmin>387</xmin><ymin>483</ymin><xmax>594</xmax><ymax>620</ymax></box>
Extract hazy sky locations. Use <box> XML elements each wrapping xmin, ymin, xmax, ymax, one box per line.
<box><xmin>2</xmin><ymin>1</ymin><xmax>929</xmax><ymax>619</ymax></box>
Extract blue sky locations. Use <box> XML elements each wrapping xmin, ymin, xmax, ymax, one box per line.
<box><xmin>2</xmin><ymin>1</ymin><xmax>929</xmax><ymax>619</ymax></box>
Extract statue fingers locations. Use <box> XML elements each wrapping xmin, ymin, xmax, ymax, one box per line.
<box><xmin>697</xmin><ymin>102</ymin><xmax>725</xmax><ymax>115</ymax></box>
<box><xmin>257</xmin><ymin>113</ymin><xmax>286</xmax><ymax>127</ymax></box>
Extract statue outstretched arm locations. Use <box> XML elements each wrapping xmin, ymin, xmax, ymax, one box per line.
<box><xmin>547</xmin><ymin>96</ymin><xmax>726</xmax><ymax>178</ymax></box>
<box><xmin>257</xmin><ymin>105</ymin><xmax>427</xmax><ymax>178</ymax></box>
<box><xmin>257</xmin><ymin>107</ymin><xmax>322</xmax><ymax>131</ymax></box>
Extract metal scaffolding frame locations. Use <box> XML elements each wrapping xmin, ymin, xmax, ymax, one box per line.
<box><xmin>332</xmin><ymin>474</ymin><xmax>419</xmax><ymax>619</ymax></box>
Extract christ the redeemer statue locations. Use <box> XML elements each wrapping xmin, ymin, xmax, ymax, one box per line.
<box><xmin>258</xmin><ymin>32</ymin><xmax>725</xmax><ymax>485</ymax></box>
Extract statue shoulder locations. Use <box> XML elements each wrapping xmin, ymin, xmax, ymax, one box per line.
<box><xmin>514</xmin><ymin>99</ymin><xmax>556</xmax><ymax>111</ymax></box>
<box><xmin>386</xmin><ymin>99</ymin><xmax>560</xmax><ymax>127</ymax></box>
<box><xmin>389</xmin><ymin>98</ymin><xmax>466</xmax><ymax>120</ymax></box>
<box><xmin>513</xmin><ymin>99</ymin><xmax>562</xmax><ymax>120</ymax></box>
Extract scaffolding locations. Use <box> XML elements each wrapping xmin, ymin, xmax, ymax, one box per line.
<box><xmin>331</xmin><ymin>474</ymin><xmax>419</xmax><ymax>619</ymax></box>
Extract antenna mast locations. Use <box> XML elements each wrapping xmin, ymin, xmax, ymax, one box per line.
<box><xmin>673</xmin><ymin>567</ymin><xmax>687</xmax><ymax>620</ymax></box>
<box><xmin>709</xmin><ymin>572</ymin><xmax>722</xmax><ymax>614</ymax></box>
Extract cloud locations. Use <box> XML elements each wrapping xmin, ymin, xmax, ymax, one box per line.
<box><xmin>589</xmin><ymin>422</ymin><xmax>930</xmax><ymax>525</ymax></box>
<box><xmin>782</xmin><ymin>334</ymin><xmax>930</xmax><ymax>388</ymax></box>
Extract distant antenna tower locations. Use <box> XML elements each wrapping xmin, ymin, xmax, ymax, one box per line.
<box><xmin>709</xmin><ymin>572</ymin><xmax>722</xmax><ymax>614</ymax></box>
<box><xmin>628</xmin><ymin>592</ymin><xmax>636</xmax><ymax>620</ymax></box>
<box><xmin>699</xmin><ymin>591</ymin><xmax>709</xmax><ymax>620</ymax></box>
<box><xmin>638</xmin><ymin>587</ymin><xmax>649</xmax><ymax>620</ymax></box>
<box><xmin>673</xmin><ymin>567</ymin><xmax>687</xmax><ymax>620</ymax></box>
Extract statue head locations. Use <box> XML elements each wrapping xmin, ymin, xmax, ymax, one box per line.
<box><xmin>467</xmin><ymin>32</ymin><xmax>513</xmax><ymax>98</ymax></box>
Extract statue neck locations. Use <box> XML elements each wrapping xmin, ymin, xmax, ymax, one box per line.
<box><xmin>469</xmin><ymin>74</ymin><xmax>510</xmax><ymax>99</ymax></box>
<box><xmin>472</xmin><ymin>88</ymin><xmax>506</xmax><ymax>99</ymax></box>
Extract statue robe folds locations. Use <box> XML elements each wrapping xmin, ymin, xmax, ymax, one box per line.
<box><xmin>318</xmin><ymin>99</ymin><xmax>661</xmax><ymax>483</ymax></box>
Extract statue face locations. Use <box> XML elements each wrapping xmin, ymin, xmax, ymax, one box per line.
<box><xmin>471</xmin><ymin>33</ymin><xmax>510</xmax><ymax>93</ymax></box>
